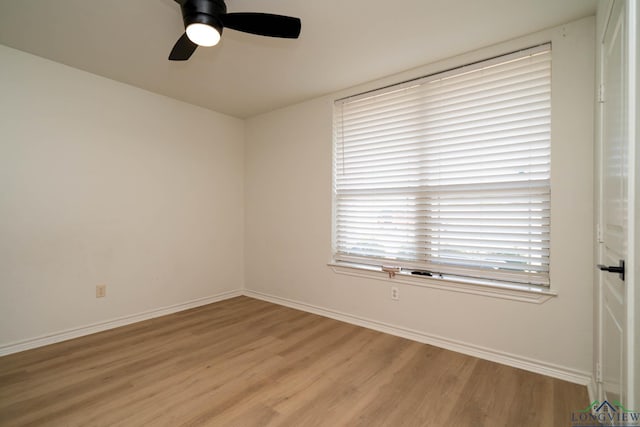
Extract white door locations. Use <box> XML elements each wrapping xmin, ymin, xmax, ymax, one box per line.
<box><xmin>598</xmin><ymin>0</ymin><xmax>632</xmax><ymax>406</ymax></box>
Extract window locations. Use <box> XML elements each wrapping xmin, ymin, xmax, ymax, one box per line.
<box><xmin>333</xmin><ymin>44</ymin><xmax>551</xmax><ymax>287</ymax></box>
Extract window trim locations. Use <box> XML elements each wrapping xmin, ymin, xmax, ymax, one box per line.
<box><xmin>328</xmin><ymin>261</ymin><xmax>557</xmax><ymax>304</ymax></box>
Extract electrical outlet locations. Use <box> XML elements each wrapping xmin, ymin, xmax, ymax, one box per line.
<box><xmin>96</xmin><ymin>284</ymin><xmax>106</xmax><ymax>298</ymax></box>
<box><xmin>391</xmin><ymin>286</ymin><xmax>399</xmax><ymax>301</ymax></box>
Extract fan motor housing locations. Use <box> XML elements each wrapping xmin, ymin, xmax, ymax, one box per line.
<box><xmin>180</xmin><ymin>0</ymin><xmax>226</xmax><ymax>33</ymax></box>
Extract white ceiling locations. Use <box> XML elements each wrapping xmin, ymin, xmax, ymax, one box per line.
<box><xmin>0</xmin><ymin>0</ymin><xmax>597</xmax><ymax>118</ymax></box>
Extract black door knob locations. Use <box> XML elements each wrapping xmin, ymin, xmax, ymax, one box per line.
<box><xmin>597</xmin><ymin>259</ymin><xmax>625</xmax><ymax>281</ymax></box>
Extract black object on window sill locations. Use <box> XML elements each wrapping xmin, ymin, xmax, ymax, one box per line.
<box><xmin>411</xmin><ymin>270</ymin><xmax>433</xmax><ymax>277</ymax></box>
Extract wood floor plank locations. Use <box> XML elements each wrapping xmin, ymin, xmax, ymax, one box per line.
<box><xmin>0</xmin><ymin>296</ymin><xmax>589</xmax><ymax>426</ymax></box>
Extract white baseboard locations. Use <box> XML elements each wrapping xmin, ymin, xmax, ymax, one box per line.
<box><xmin>244</xmin><ymin>289</ymin><xmax>592</xmax><ymax>386</ymax></box>
<box><xmin>0</xmin><ymin>289</ymin><xmax>242</xmax><ymax>357</ymax></box>
<box><xmin>0</xmin><ymin>287</ymin><xmax>595</xmax><ymax>390</ymax></box>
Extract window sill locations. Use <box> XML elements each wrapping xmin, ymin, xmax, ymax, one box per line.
<box><xmin>328</xmin><ymin>262</ymin><xmax>557</xmax><ymax>304</ymax></box>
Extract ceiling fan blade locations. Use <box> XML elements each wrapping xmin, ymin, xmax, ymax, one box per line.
<box><xmin>221</xmin><ymin>13</ymin><xmax>301</xmax><ymax>38</ymax></box>
<box><xmin>169</xmin><ymin>33</ymin><xmax>198</xmax><ymax>61</ymax></box>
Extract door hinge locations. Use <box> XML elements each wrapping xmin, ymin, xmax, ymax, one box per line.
<box><xmin>599</xmin><ymin>84</ymin><xmax>606</xmax><ymax>103</ymax></box>
<box><xmin>597</xmin><ymin>223</ymin><xmax>604</xmax><ymax>243</ymax></box>
<box><xmin>596</xmin><ymin>362</ymin><xmax>602</xmax><ymax>383</ymax></box>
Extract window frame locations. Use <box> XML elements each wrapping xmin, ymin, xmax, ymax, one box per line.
<box><xmin>331</xmin><ymin>43</ymin><xmax>555</xmax><ymax>297</ymax></box>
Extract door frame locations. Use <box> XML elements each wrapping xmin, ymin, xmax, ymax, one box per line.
<box><xmin>595</xmin><ymin>0</ymin><xmax>638</xmax><ymax>408</ymax></box>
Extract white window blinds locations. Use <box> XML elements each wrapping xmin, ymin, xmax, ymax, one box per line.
<box><xmin>333</xmin><ymin>44</ymin><xmax>551</xmax><ymax>286</ymax></box>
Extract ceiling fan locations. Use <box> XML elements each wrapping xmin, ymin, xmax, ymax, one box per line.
<box><xmin>169</xmin><ymin>0</ymin><xmax>302</xmax><ymax>61</ymax></box>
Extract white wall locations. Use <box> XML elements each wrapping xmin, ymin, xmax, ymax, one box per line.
<box><xmin>245</xmin><ymin>17</ymin><xmax>595</xmax><ymax>379</ymax></box>
<box><xmin>0</xmin><ymin>45</ymin><xmax>245</xmax><ymax>348</ymax></box>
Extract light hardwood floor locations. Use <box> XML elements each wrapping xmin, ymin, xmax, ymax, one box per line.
<box><xmin>0</xmin><ymin>296</ymin><xmax>588</xmax><ymax>426</ymax></box>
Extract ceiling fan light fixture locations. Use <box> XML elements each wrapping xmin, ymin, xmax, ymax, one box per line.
<box><xmin>169</xmin><ymin>0</ymin><xmax>301</xmax><ymax>61</ymax></box>
<box><xmin>186</xmin><ymin>23</ymin><xmax>221</xmax><ymax>46</ymax></box>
